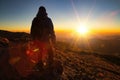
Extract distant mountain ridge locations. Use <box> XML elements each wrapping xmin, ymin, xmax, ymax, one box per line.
<box><xmin>0</xmin><ymin>30</ymin><xmax>30</xmax><ymax>42</ymax></box>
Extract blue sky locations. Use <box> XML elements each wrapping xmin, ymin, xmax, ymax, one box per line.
<box><xmin>0</xmin><ymin>0</ymin><xmax>120</xmax><ymax>32</ymax></box>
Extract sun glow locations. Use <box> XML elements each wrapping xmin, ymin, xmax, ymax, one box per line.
<box><xmin>76</xmin><ymin>24</ymin><xmax>89</xmax><ymax>35</ymax></box>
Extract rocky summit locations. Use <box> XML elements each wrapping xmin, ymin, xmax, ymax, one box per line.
<box><xmin>0</xmin><ymin>30</ymin><xmax>120</xmax><ymax>80</ymax></box>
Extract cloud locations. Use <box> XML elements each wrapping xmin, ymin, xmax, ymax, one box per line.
<box><xmin>98</xmin><ymin>9</ymin><xmax>120</xmax><ymax>22</ymax></box>
<box><xmin>109</xmin><ymin>10</ymin><xmax>120</xmax><ymax>18</ymax></box>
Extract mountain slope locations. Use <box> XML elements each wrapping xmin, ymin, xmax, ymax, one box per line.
<box><xmin>0</xmin><ymin>30</ymin><xmax>120</xmax><ymax>80</ymax></box>
<box><xmin>54</xmin><ymin>48</ymin><xmax>120</xmax><ymax>80</ymax></box>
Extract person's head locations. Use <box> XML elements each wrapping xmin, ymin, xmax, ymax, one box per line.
<box><xmin>37</xmin><ymin>6</ymin><xmax>47</xmax><ymax>17</ymax></box>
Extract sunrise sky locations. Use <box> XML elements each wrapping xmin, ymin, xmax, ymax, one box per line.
<box><xmin>0</xmin><ymin>0</ymin><xmax>120</xmax><ymax>33</ymax></box>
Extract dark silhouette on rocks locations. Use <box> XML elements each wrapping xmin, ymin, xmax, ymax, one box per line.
<box><xmin>30</xmin><ymin>6</ymin><xmax>56</xmax><ymax>66</ymax></box>
<box><xmin>29</xmin><ymin>6</ymin><xmax>63</xmax><ymax>79</ymax></box>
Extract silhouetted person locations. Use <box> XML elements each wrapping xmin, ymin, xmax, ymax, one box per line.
<box><xmin>30</xmin><ymin>6</ymin><xmax>56</xmax><ymax>68</ymax></box>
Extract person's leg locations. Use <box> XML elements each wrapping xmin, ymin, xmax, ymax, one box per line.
<box><xmin>47</xmin><ymin>47</ymin><xmax>54</xmax><ymax>66</ymax></box>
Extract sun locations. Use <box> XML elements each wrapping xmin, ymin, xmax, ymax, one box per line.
<box><xmin>76</xmin><ymin>24</ymin><xmax>89</xmax><ymax>35</ymax></box>
<box><xmin>77</xmin><ymin>27</ymin><xmax>88</xmax><ymax>34</ymax></box>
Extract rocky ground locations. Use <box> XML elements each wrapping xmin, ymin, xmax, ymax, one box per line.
<box><xmin>8</xmin><ymin>41</ymin><xmax>120</xmax><ymax>80</ymax></box>
<box><xmin>0</xmin><ymin>30</ymin><xmax>120</xmax><ymax>80</ymax></box>
<box><xmin>55</xmin><ymin>49</ymin><xmax>120</xmax><ymax>80</ymax></box>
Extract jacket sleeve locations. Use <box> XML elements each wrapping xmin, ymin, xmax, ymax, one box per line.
<box><xmin>30</xmin><ymin>18</ymin><xmax>36</xmax><ymax>40</ymax></box>
<box><xmin>49</xmin><ymin>18</ymin><xmax>56</xmax><ymax>44</ymax></box>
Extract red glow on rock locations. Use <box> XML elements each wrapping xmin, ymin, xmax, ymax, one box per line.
<box><xmin>26</xmin><ymin>40</ymin><xmax>48</xmax><ymax>63</ymax></box>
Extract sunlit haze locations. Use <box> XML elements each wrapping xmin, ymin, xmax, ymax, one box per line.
<box><xmin>0</xmin><ymin>0</ymin><xmax>120</xmax><ymax>35</ymax></box>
